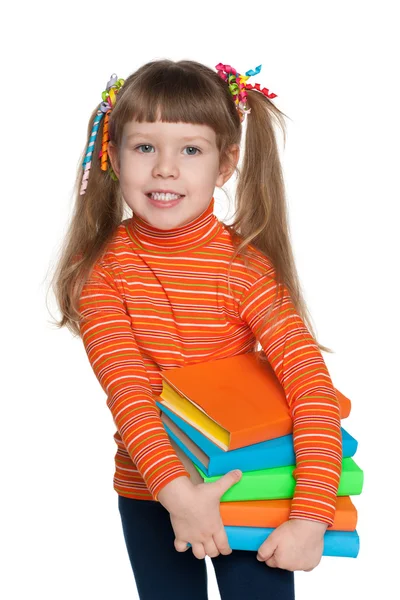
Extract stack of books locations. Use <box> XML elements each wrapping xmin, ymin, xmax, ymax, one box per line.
<box><xmin>156</xmin><ymin>351</ymin><xmax>363</xmax><ymax>558</ymax></box>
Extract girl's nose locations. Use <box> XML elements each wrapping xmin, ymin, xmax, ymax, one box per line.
<box><xmin>152</xmin><ymin>152</ymin><xmax>179</xmax><ymax>178</ymax></box>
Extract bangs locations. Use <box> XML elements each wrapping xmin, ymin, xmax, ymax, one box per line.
<box><xmin>109</xmin><ymin>60</ymin><xmax>238</xmax><ymax>148</ymax></box>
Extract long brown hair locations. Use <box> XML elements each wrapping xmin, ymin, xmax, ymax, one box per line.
<box><xmin>47</xmin><ymin>58</ymin><xmax>333</xmax><ymax>357</ymax></box>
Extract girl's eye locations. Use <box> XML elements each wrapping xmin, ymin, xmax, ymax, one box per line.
<box><xmin>184</xmin><ymin>146</ymin><xmax>201</xmax><ymax>156</ymax></box>
<box><xmin>135</xmin><ymin>145</ymin><xmax>201</xmax><ymax>155</ymax></box>
<box><xmin>136</xmin><ymin>144</ymin><xmax>154</xmax><ymax>153</ymax></box>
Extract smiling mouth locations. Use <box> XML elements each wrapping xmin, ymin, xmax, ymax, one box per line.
<box><xmin>146</xmin><ymin>193</ymin><xmax>185</xmax><ymax>198</ymax></box>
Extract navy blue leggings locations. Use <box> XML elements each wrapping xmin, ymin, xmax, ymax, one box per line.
<box><xmin>118</xmin><ymin>495</ymin><xmax>295</xmax><ymax>600</ymax></box>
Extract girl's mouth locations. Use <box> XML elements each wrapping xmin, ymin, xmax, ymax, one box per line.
<box><xmin>146</xmin><ymin>193</ymin><xmax>184</xmax><ymax>208</ymax></box>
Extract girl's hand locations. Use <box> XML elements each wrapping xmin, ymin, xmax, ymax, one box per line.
<box><xmin>256</xmin><ymin>518</ymin><xmax>327</xmax><ymax>571</ymax></box>
<box><xmin>168</xmin><ymin>470</ymin><xmax>242</xmax><ymax>560</ymax></box>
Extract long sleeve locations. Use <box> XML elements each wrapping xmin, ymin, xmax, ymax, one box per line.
<box><xmin>78</xmin><ymin>261</ymin><xmax>191</xmax><ymax>500</ymax></box>
<box><xmin>238</xmin><ymin>269</ymin><xmax>342</xmax><ymax>527</ymax></box>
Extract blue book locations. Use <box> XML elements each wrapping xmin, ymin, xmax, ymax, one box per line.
<box><xmin>225</xmin><ymin>527</ymin><xmax>359</xmax><ymax>557</ymax></box>
<box><xmin>189</xmin><ymin>528</ymin><xmax>360</xmax><ymax>557</ymax></box>
<box><xmin>158</xmin><ymin>401</ymin><xmax>358</xmax><ymax>477</ymax></box>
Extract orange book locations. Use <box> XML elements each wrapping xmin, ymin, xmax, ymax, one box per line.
<box><xmin>219</xmin><ymin>497</ymin><xmax>358</xmax><ymax>531</ymax></box>
<box><xmin>159</xmin><ymin>351</ymin><xmax>351</xmax><ymax>451</ymax></box>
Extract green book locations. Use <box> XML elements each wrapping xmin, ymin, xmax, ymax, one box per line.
<box><xmin>194</xmin><ymin>457</ymin><xmax>364</xmax><ymax>502</ymax></box>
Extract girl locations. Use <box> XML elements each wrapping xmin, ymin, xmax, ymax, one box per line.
<box><xmin>51</xmin><ymin>59</ymin><xmax>342</xmax><ymax>599</ymax></box>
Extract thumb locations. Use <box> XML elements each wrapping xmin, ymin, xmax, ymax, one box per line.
<box><xmin>257</xmin><ymin>533</ymin><xmax>277</xmax><ymax>562</ymax></box>
<box><xmin>212</xmin><ymin>469</ymin><xmax>242</xmax><ymax>497</ymax></box>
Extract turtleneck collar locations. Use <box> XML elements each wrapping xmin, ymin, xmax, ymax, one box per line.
<box><xmin>126</xmin><ymin>196</ymin><xmax>224</xmax><ymax>254</ymax></box>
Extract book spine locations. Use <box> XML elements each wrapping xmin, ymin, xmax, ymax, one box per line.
<box><xmin>219</xmin><ymin>499</ymin><xmax>358</xmax><ymax>530</ymax></box>
<box><xmin>209</xmin><ymin>460</ymin><xmax>363</xmax><ymax>502</ymax></box>
<box><xmin>211</xmin><ymin>429</ymin><xmax>357</xmax><ymax>476</ymax></box>
<box><xmin>224</xmin><ymin>527</ymin><xmax>360</xmax><ymax>557</ymax></box>
<box><xmin>219</xmin><ymin>471</ymin><xmax>295</xmax><ymax>501</ymax></box>
<box><xmin>210</xmin><ymin>445</ymin><xmax>295</xmax><ymax>477</ymax></box>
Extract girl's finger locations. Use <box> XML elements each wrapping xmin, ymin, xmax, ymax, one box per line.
<box><xmin>212</xmin><ymin>527</ymin><xmax>232</xmax><ymax>555</ymax></box>
<box><xmin>191</xmin><ymin>542</ymin><xmax>206</xmax><ymax>560</ymax></box>
<box><xmin>174</xmin><ymin>539</ymin><xmax>189</xmax><ymax>552</ymax></box>
<box><xmin>266</xmin><ymin>555</ymin><xmax>278</xmax><ymax>568</ymax></box>
<box><xmin>203</xmin><ymin>539</ymin><xmax>220</xmax><ymax>558</ymax></box>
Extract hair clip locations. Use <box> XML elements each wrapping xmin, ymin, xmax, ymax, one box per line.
<box><xmin>80</xmin><ymin>74</ymin><xmax>125</xmax><ymax>195</ymax></box>
<box><xmin>215</xmin><ymin>63</ymin><xmax>277</xmax><ymax>122</ymax></box>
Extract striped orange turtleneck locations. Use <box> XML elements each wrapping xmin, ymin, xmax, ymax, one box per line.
<box><xmin>78</xmin><ymin>196</ymin><xmax>343</xmax><ymax>526</ymax></box>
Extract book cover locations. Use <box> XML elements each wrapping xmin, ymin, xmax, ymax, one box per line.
<box><xmin>223</xmin><ymin>527</ymin><xmax>360</xmax><ymax>557</ymax></box>
<box><xmin>159</xmin><ymin>402</ymin><xmax>358</xmax><ymax>476</ymax></box>
<box><xmin>219</xmin><ymin>496</ymin><xmax>358</xmax><ymax>530</ymax></box>
<box><xmin>193</xmin><ymin>457</ymin><xmax>364</xmax><ymax>502</ymax></box>
<box><xmin>158</xmin><ymin>351</ymin><xmax>351</xmax><ymax>451</ymax></box>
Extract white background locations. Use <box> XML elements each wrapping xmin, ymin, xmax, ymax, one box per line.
<box><xmin>2</xmin><ymin>1</ymin><xmax>399</xmax><ymax>598</ymax></box>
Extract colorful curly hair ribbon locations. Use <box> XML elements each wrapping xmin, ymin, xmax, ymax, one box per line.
<box><xmin>215</xmin><ymin>63</ymin><xmax>277</xmax><ymax>122</ymax></box>
<box><xmin>80</xmin><ymin>73</ymin><xmax>125</xmax><ymax>196</ymax></box>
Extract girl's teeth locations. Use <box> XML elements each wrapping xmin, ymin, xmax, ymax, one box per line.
<box><xmin>150</xmin><ymin>193</ymin><xmax>181</xmax><ymax>201</ymax></box>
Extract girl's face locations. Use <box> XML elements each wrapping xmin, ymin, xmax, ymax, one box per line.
<box><xmin>108</xmin><ymin>118</ymin><xmax>239</xmax><ymax>230</ymax></box>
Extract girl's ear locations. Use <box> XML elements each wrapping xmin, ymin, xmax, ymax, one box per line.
<box><xmin>108</xmin><ymin>141</ymin><xmax>120</xmax><ymax>178</ymax></box>
<box><xmin>216</xmin><ymin>144</ymin><xmax>240</xmax><ymax>187</ymax></box>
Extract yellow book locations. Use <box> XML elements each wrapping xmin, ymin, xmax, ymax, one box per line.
<box><xmin>160</xmin><ymin>381</ymin><xmax>229</xmax><ymax>450</ymax></box>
